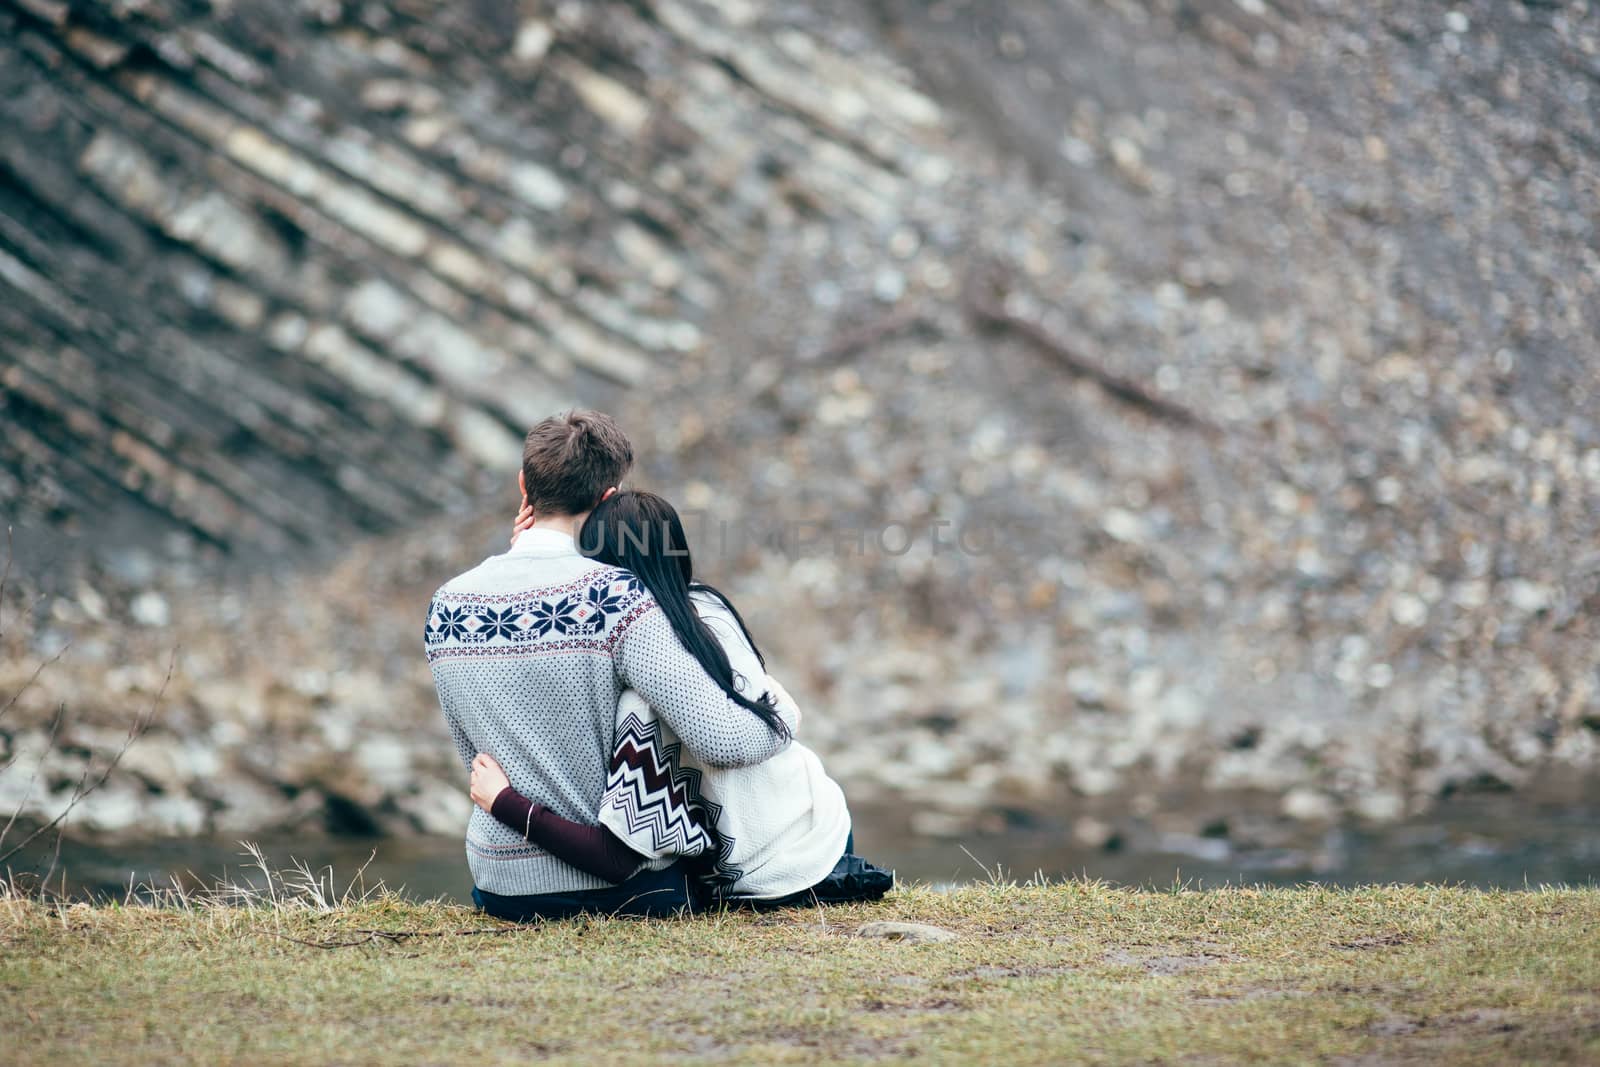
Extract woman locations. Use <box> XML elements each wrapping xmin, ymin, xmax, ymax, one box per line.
<box><xmin>469</xmin><ymin>489</ymin><xmax>891</xmax><ymax>907</ymax></box>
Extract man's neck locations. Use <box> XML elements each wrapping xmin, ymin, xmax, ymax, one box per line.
<box><xmin>526</xmin><ymin>513</ymin><xmax>585</xmax><ymax>539</ymax></box>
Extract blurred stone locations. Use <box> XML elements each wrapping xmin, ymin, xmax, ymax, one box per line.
<box><xmin>857</xmin><ymin>922</ymin><xmax>957</xmax><ymax>943</ymax></box>
<box><xmin>129</xmin><ymin>592</ymin><xmax>170</xmax><ymax>628</ymax></box>
<box><xmin>508</xmin><ymin>163</ymin><xmax>568</xmax><ymax>212</ymax></box>
<box><xmin>1282</xmin><ymin>789</ymin><xmax>1337</xmax><ymax>823</ymax></box>
<box><xmin>1353</xmin><ymin>790</ymin><xmax>1406</xmax><ymax>823</ymax></box>
<box><xmin>1072</xmin><ymin>815</ymin><xmax>1116</xmax><ymax>849</ymax></box>
<box><xmin>1072</xmin><ymin>765</ymin><xmax>1122</xmax><ymax>797</ymax></box>
<box><xmin>356</xmin><ymin>736</ymin><xmax>414</xmax><ymax>792</ymax></box>
<box><xmin>909</xmin><ymin>810</ymin><xmax>968</xmax><ymax>838</ymax></box>
<box><xmin>1065</xmin><ymin>668</ymin><xmax>1106</xmax><ymax>708</ymax></box>
<box><xmin>1155</xmin><ymin>832</ymin><xmax>1230</xmax><ymax>863</ymax></box>
<box><xmin>211</xmin><ymin>776</ymin><xmax>297</xmax><ymax>834</ymax></box>
<box><xmin>72</xmin><ymin>782</ymin><xmax>148</xmax><ymax>834</ymax></box>
<box><xmin>512</xmin><ymin>19</ymin><xmax>554</xmax><ymax>65</ymax></box>
<box><xmin>1507</xmin><ymin>581</ymin><xmax>1551</xmax><ymax>614</ymax></box>
<box><xmin>395</xmin><ymin>780</ymin><xmax>467</xmax><ymax>836</ymax></box>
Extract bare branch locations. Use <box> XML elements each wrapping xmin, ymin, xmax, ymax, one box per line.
<box><xmin>0</xmin><ymin>525</ymin><xmax>12</xmax><ymax>637</ymax></box>
<box><xmin>962</xmin><ymin>263</ymin><xmax>1219</xmax><ymax>437</ymax></box>
<box><xmin>0</xmin><ymin>650</ymin><xmax>175</xmax><ymax>867</ymax></box>
<box><xmin>40</xmin><ymin>815</ymin><xmax>66</xmax><ymax>891</ymax></box>
<box><xmin>0</xmin><ymin>643</ymin><xmax>69</xmax><ymax>728</ymax></box>
<box><xmin>0</xmin><ymin>703</ymin><xmax>67</xmax><ymax>850</ymax></box>
<box><xmin>810</xmin><ymin>307</ymin><xmax>934</xmax><ymax>367</ymax></box>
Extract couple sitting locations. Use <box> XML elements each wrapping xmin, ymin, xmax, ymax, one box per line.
<box><xmin>425</xmin><ymin>410</ymin><xmax>891</xmax><ymax>920</ymax></box>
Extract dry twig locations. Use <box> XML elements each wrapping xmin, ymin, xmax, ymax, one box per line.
<box><xmin>962</xmin><ymin>264</ymin><xmax>1219</xmax><ymax>436</ymax></box>
<box><xmin>275</xmin><ymin>926</ymin><xmax>524</xmax><ymax>950</ymax></box>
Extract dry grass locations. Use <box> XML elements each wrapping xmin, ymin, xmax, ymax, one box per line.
<box><xmin>3</xmin><ymin>871</ymin><xmax>1598</xmax><ymax>1065</ymax></box>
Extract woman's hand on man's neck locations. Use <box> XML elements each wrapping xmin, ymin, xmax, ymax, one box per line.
<box><xmin>510</xmin><ymin>479</ymin><xmax>615</xmax><ymax>543</ymax></box>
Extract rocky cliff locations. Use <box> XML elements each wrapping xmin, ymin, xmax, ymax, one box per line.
<box><xmin>2</xmin><ymin>0</ymin><xmax>1597</xmax><ymax>844</ymax></box>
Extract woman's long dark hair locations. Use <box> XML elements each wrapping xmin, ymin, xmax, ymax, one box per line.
<box><xmin>580</xmin><ymin>490</ymin><xmax>789</xmax><ymax>738</ymax></box>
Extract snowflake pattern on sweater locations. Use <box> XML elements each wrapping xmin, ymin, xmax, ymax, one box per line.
<box><xmin>425</xmin><ymin>571</ymin><xmax>646</xmax><ymax>659</ymax></box>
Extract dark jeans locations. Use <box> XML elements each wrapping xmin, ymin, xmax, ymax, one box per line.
<box><xmin>472</xmin><ymin>859</ymin><xmax>698</xmax><ymax>922</ymax></box>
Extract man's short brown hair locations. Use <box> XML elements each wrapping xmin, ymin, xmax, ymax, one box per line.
<box><xmin>521</xmin><ymin>410</ymin><xmax>634</xmax><ymax>518</ymax></box>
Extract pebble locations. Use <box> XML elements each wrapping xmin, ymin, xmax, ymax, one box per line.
<box><xmin>1353</xmin><ymin>790</ymin><xmax>1406</xmax><ymax>823</ymax></box>
<box><xmin>129</xmin><ymin>591</ymin><xmax>170</xmax><ymax>628</ymax></box>
<box><xmin>857</xmin><ymin>922</ymin><xmax>959</xmax><ymax>944</ymax></box>
<box><xmin>1282</xmin><ymin>789</ymin><xmax>1337</xmax><ymax>823</ymax></box>
<box><xmin>1072</xmin><ymin>816</ymin><xmax>1117</xmax><ymax>849</ymax></box>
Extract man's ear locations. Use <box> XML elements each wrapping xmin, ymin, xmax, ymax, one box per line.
<box><xmin>518</xmin><ymin>469</ymin><xmax>528</xmax><ymax>507</ymax></box>
<box><xmin>600</xmin><ymin>485</ymin><xmax>618</xmax><ymax>503</ymax></box>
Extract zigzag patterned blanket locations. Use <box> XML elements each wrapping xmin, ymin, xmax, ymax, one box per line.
<box><xmin>596</xmin><ymin>700</ymin><xmax>745</xmax><ymax>896</ymax></box>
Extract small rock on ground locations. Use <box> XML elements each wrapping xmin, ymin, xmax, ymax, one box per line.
<box><xmin>856</xmin><ymin>921</ymin><xmax>958</xmax><ymax>943</ymax></box>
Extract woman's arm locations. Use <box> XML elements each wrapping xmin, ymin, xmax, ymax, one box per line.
<box><xmin>613</xmin><ymin>606</ymin><xmax>788</xmax><ymax>768</ymax></box>
<box><xmin>469</xmin><ymin>754</ymin><xmax>646</xmax><ymax>884</ymax></box>
<box><xmin>763</xmin><ymin>676</ymin><xmax>802</xmax><ymax>730</ymax></box>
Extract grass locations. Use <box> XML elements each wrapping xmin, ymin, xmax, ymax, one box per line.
<box><xmin>3</xmin><ymin>875</ymin><xmax>1598</xmax><ymax>1065</ymax></box>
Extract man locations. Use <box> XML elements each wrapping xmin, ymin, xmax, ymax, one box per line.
<box><xmin>424</xmin><ymin>410</ymin><xmax>787</xmax><ymax>920</ymax></box>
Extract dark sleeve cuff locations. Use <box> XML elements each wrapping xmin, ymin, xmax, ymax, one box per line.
<box><xmin>490</xmin><ymin>785</ymin><xmax>536</xmax><ymax>838</ymax></box>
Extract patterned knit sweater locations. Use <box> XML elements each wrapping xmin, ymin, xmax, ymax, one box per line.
<box><xmin>425</xmin><ymin>527</ymin><xmax>790</xmax><ymax>897</ymax></box>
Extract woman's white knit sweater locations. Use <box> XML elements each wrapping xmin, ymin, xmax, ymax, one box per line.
<box><xmin>597</xmin><ymin>591</ymin><xmax>852</xmax><ymax>900</ymax></box>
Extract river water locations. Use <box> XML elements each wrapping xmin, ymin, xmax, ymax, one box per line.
<box><xmin>11</xmin><ymin>789</ymin><xmax>1596</xmax><ymax>904</ymax></box>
